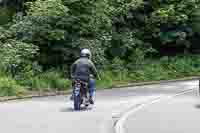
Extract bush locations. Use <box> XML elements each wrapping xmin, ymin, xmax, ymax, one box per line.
<box><xmin>0</xmin><ymin>7</ymin><xmax>13</xmax><ymax>25</ymax></box>
<box><xmin>129</xmin><ymin>55</ymin><xmax>200</xmax><ymax>82</ymax></box>
<box><xmin>1</xmin><ymin>0</ymin><xmax>200</xmax><ymax>96</ymax></box>
<box><xmin>168</xmin><ymin>56</ymin><xmax>200</xmax><ymax>76</ymax></box>
<box><xmin>97</xmin><ymin>71</ymin><xmax>113</xmax><ymax>89</ymax></box>
<box><xmin>21</xmin><ymin>70</ymin><xmax>71</xmax><ymax>91</ymax></box>
<box><xmin>0</xmin><ymin>76</ymin><xmax>26</xmax><ymax>97</ymax></box>
<box><xmin>4</xmin><ymin>0</ymin><xmax>111</xmax><ymax>69</ymax></box>
<box><xmin>0</xmin><ymin>39</ymin><xmax>39</xmax><ymax>76</ymax></box>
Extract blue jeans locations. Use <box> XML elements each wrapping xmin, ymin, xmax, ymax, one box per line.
<box><xmin>88</xmin><ymin>78</ymin><xmax>96</xmax><ymax>97</ymax></box>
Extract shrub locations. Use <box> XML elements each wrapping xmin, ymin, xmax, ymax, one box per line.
<box><xmin>21</xmin><ymin>70</ymin><xmax>71</xmax><ymax>91</ymax></box>
<box><xmin>0</xmin><ymin>76</ymin><xmax>26</xmax><ymax>97</ymax></box>
<box><xmin>97</xmin><ymin>71</ymin><xmax>113</xmax><ymax>89</ymax></box>
<box><xmin>0</xmin><ymin>39</ymin><xmax>39</xmax><ymax>77</ymax></box>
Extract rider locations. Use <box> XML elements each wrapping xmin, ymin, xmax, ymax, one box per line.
<box><xmin>70</xmin><ymin>49</ymin><xmax>99</xmax><ymax>104</ymax></box>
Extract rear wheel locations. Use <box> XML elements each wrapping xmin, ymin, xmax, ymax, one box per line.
<box><xmin>74</xmin><ymin>94</ymin><xmax>81</xmax><ymax>111</ymax></box>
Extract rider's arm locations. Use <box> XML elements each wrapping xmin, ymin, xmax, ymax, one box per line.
<box><xmin>89</xmin><ymin>60</ymin><xmax>100</xmax><ymax>80</ymax></box>
<box><xmin>70</xmin><ymin>62</ymin><xmax>76</xmax><ymax>79</ymax></box>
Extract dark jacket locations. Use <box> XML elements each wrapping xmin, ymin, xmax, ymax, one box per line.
<box><xmin>71</xmin><ymin>57</ymin><xmax>98</xmax><ymax>82</ymax></box>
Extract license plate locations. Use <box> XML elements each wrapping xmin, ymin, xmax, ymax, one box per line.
<box><xmin>74</xmin><ymin>86</ymin><xmax>80</xmax><ymax>96</ymax></box>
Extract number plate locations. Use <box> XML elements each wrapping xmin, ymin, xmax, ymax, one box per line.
<box><xmin>74</xmin><ymin>86</ymin><xmax>80</xmax><ymax>96</ymax></box>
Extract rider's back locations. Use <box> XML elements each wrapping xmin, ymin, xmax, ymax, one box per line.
<box><xmin>73</xmin><ymin>57</ymin><xmax>94</xmax><ymax>82</ymax></box>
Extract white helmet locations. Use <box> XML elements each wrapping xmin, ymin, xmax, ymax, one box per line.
<box><xmin>80</xmin><ymin>48</ymin><xmax>92</xmax><ymax>59</ymax></box>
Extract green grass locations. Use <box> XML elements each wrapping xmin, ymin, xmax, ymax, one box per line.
<box><xmin>20</xmin><ymin>70</ymin><xmax>71</xmax><ymax>92</ymax></box>
<box><xmin>96</xmin><ymin>55</ymin><xmax>200</xmax><ymax>88</ymax></box>
<box><xmin>1</xmin><ymin>55</ymin><xmax>200</xmax><ymax>97</ymax></box>
<box><xmin>0</xmin><ymin>76</ymin><xmax>26</xmax><ymax>97</ymax></box>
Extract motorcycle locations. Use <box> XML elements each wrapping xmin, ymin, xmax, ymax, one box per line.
<box><xmin>73</xmin><ymin>79</ymin><xmax>90</xmax><ymax>110</ymax></box>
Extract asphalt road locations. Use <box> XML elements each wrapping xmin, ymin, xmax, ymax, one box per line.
<box><xmin>0</xmin><ymin>80</ymin><xmax>199</xmax><ymax>133</ymax></box>
<box><xmin>124</xmin><ymin>83</ymin><xmax>200</xmax><ymax>133</ymax></box>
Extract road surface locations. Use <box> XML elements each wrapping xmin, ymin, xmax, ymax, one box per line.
<box><xmin>0</xmin><ymin>80</ymin><xmax>199</xmax><ymax>133</ymax></box>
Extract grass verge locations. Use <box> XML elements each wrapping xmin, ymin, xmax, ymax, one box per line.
<box><xmin>1</xmin><ymin>55</ymin><xmax>200</xmax><ymax>97</ymax></box>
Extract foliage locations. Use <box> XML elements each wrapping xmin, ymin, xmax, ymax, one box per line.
<box><xmin>107</xmin><ymin>0</ymin><xmax>200</xmax><ymax>57</ymax></box>
<box><xmin>4</xmin><ymin>0</ymin><xmax>111</xmax><ymax>70</ymax></box>
<box><xmin>20</xmin><ymin>70</ymin><xmax>71</xmax><ymax>91</ymax></box>
<box><xmin>0</xmin><ymin>7</ymin><xmax>13</xmax><ymax>25</ymax></box>
<box><xmin>0</xmin><ymin>39</ymin><xmax>39</xmax><ymax>76</ymax></box>
<box><xmin>1</xmin><ymin>0</ymin><xmax>200</xmax><ymax>68</ymax></box>
<box><xmin>0</xmin><ymin>0</ymin><xmax>200</xmax><ymax>96</ymax></box>
<box><xmin>0</xmin><ymin>76</ymin><xmax>26</xmax><ymax>97</ymax></box>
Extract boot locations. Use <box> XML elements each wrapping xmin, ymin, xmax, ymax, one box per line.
<box><xmin>89</xmin><ymin>96</ymin><xmax>94</xmax><ymax>104</ymax></box>
<box><xmin>70</xmin><ymin>94</ymin><xmax>74</xmax><ymax>101</ymax></box>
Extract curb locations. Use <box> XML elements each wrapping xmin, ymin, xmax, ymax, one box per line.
<box><xmin>0</xmin><ymin>91</ymin><xmax>71</xmax><ymax>102</ymax></box>
<box><xmin>0</xmin><ymin>76</ymin><xmax>199</xmax><ymax>102</ymax></box>
<box><xmin>113</xmin><ymin>76</ymin><xmax>200</xmax><ymax>88</ymax></box>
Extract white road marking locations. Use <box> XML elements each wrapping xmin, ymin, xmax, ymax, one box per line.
<box><xmin>114</xmin><ymin>88</ymin><xmax>195</xmax><ymax>133</ymax></box>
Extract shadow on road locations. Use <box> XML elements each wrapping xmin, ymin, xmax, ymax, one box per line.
<box><xmin>195</xmin><ymin>104</ymin><xmax>200</xmax><ymax>109</ymax></box>
<box><xmin>60</xmin><ymin>107</ymin><xmax>93</xmax><ymax>112</ymax></box>
<box><xmin>60</xmin><ymin>107</ymin><xmax>74</xmax><ymax>112</ymax></box>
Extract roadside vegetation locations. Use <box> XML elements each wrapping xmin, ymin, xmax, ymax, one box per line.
<box><xmin>0</xmin><ymin>0</ymin><xmax>200</xmax><ymax>96</ymax></box>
